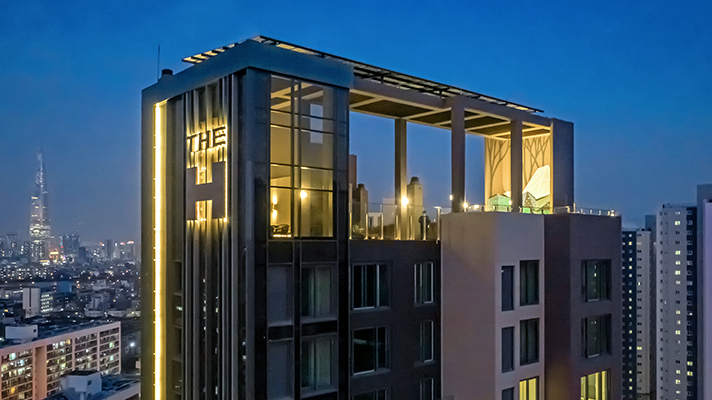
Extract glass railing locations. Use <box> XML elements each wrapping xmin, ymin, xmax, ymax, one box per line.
<box><xmin>349</xmin><ymin>202</ymin><xmax>616</xmax><ymax>241</ymax></box>
<box><xmin>350</xmin><ymin>202</ymin><xmax>450</xmax><ymax>241</ymax></box>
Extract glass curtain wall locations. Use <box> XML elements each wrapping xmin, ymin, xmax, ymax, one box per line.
<box><xmin>270</xmin><ymin>75</ymin><xmax>335</xmax><ymax>238</ymax></box>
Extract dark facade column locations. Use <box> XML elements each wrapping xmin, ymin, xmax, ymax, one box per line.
<box><xmin>510</xmin><ymin>120</ymin><xmax>523</xmax><ymax>212</ymax></box>
<box><xmin>550</xmin><ymin>118</ymin><xmax>574</xmax><ymax>208</ymax></box>
<box><xmin>451</xmin><ymin>99</ymin><xmax>465</xmax><ymax>212</ymax></box>
<box><xmin>395</xmin><ymin>118</ymin><xmax>408</xmax><ymax>237</ymax></box>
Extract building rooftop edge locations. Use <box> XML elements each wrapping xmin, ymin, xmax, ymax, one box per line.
<box><xmin>181</xmin><ymin>35</ymin><xmax>544</xmax><ymax>114</ymax></box>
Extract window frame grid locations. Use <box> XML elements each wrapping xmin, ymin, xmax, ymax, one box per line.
<box><xmin>415</xmin><ymin>262</ymin><xmax>435</xmax><ymax>305</ymax></box>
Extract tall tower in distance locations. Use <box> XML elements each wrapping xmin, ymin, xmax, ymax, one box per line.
<box><xmin>30</xmin><ymin>151</ymin><xmax>51</xmax><ymax>262</ymax></box>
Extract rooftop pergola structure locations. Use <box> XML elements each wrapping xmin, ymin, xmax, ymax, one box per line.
<box><xmin>183</xmin><ymin>36</ymin><xmax>574</xmax><ymax>213</ymax></box>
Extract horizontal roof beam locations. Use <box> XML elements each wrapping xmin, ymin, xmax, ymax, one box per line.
<box><xmin>445</xmin><ymin>95</ymin><xmax>551</xmax><ymax>128</ymax></box>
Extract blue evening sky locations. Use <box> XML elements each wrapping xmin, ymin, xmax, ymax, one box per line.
<box><xmin>1</xmin><ymin>0</ymin><xmax>710</xmax><ymax>242</ymax></box>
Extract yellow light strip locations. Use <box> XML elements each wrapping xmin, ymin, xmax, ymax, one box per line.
<box><xmin>224</xmin><ymin>133</ymin><xmax>228</xmax><ymax>221</ymax></box>
<box><xmin>154</xmin><ymin>102</ymin><xmax>165</xmax><ymax>400</ymax></box>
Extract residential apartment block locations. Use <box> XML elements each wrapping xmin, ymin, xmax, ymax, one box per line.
<box><xmin>0</xmin><ymin>321</ymin><xmax>121</xmax><ymax>400</ymax></box>
<box><xmin>141</xmin><ymin>36</ymin><xmax>621</xmax><ymax>400</ymax></box>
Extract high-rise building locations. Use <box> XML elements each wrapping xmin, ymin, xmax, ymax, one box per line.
<box><xmin>622</xmin><ymin>227</ymin><xmax>655</xmax><ymax>400</ymax></box>
<box><xmin>22</xmin><ymin>287</ymin><xmax>41</xmax><ymax>318</ymax></box>
<box><xmin>142</xmin><ymin>36</ymin><xmax>621</xmax><ymax>400</ymax></box>
<box><xmin>60</xmin><ymin>234</ymin><xmax>80</xmax><ymax>257</ymax></box>
<box><xmin>29</xmin><ymin>152</ymin><xmax>51</xmax><ymax>263</ymax></box>
<box><xmin>103</xmin><ymin>240</ymin><xmax>115</xmax><ymax>260</ymax></box>
<box><xmin>0</xmin><ymin>321</ymin><xmax>121</xmax><ymax>399</ymax></box>
<box><xmin>622</xmin><ymin>230</ymin><xmax>638</xmax><ymax>399</ymax></box>
<box><xmin>656</xmin><ymin>204</ymin><xmax>698</xmax><ymax>399</ymax></box>
<box><xmin>645</xmin><ymin>184</ymin><xmax>712</xmax><ymax>400</ymax></box>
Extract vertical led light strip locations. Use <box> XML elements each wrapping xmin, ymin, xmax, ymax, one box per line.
<box><xmin>154</xmin><ymin>102</ymin><xmax>165</xmax><ymax>400</ymax></box>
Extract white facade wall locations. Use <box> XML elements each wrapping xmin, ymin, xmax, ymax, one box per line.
<box><xmin>442</xmin><ymin>212</ymin><xmax>545</xmax><ymax>400</ymax></box>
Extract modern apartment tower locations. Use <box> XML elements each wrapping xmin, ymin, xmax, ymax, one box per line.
<box><xmin>656</xmin><ymin>204</ymin><xmax>698</xmax><ymax>400</ymax></box>
<box><xmin>622</xmin><ymin>228</ymin><xmax>655</xmax><ymax>400</ymax></box>
<box><xmin>30</xmin><ymin>152</ymin><xmax>51</xmax><ymax>263</ymax></box>
<box><xmin>622</xmin><ymin>230</ymin><xmax>638</xmax><ymax>399</ymax></box>
<box><xmin>142</xmin><ymin>36</ymin><xmax>621</xmax><ymax>400</ymax></box>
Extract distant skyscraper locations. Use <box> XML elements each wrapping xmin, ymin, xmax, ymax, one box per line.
<box><xmin>30</xmin><ymin>152</ymin><xmax>51</xmax><ymax>262</ymax></box>
<box><xmin>622</xmin><ymin>227</ymin><xmax>655</xmax><ymax>400</ymax></box>
<box><xmin>61</xmin><ymin>233</ymin><xmax>80</xmax><ymax>256</ymax></box>
<box><xmin>104</xmin><ymin>239</ymin><xmax>114</xmax><ymax>260</ymax></box>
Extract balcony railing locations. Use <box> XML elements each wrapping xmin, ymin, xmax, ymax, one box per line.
<box><xmin>350</xmin><ymin>202</ymin><xmax>616</xmax><ymax>241</ymax></box>
<box><xmin>350</xmin><ymin>202</ymin><xmax>449</xmax><ymax>241</ymax></box>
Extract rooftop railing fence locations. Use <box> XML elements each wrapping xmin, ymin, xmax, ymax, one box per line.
<box><xmin>350</xmin><ymin>202</ymin><xmax>616</xmax><ymax>241</ymax></box>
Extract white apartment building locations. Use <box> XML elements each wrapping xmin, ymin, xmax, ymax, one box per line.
<box><xmin>656</xmin><ymin>205</ymin><xmax>697</xmax><ymax>400</ymax></box>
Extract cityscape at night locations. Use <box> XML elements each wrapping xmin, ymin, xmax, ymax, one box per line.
<box><xmin>1</xmin><ymin>1</ymin><xmax>711</xmax><ymax>400</ymax></box>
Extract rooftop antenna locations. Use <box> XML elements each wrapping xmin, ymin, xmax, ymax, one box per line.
<box><xmin>157</xmin><ymin>45</ymin><xmax>161</xmax><ymax>81</ymax></box>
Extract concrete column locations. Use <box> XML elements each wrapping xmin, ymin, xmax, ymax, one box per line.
<box><xmin>510</xmin><ymin>120</ymin><xmax>523</xmax><ymax>212</ymax></box>
<box><xmin>395</xmin><ymin>119</ymin><xmax>407</xmax><ymax>238</ymax></box>
<box><xmin>451</xmin><ymin>99</ymin><xmax>465</xmax><ymax>212</ymax></box>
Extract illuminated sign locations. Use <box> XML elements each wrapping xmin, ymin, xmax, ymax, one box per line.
<box><xmin>186</xmin><ymin>126</ymin><xmax>228</xmax><ymax>221</ymax></box>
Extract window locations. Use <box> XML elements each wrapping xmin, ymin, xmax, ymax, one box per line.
<box><xmin>520</xmin><ymin>319</ymin><xmax>539</xmax><ymax>365</ymax></box>
<box><xmin>302</xmin><ymin>265</ymin><xmax>334</xmax><ymax>319</ymax></box>
<box><xmin>419</xmin><ymin>321</ymin><xmax>434</xmax><ymax>363</ymax></box>
<box><xmin>352</xmin><ymin>264</ymin><xmax>388</xmax><ymax>309</ymax></box>
<box><xmin>519</xmin><ymin>377</ymin><xmax>538</xmax><ymax>400</ymax></box>
<box><xmin>353</xmin><ymin>327</ymin><xmax>388</xmax><ymax>374</ymax></box>
<box><xmin>415</xmin><ymin>262</ymin><xmax>434</xmax><ymax>304</ymax></box>
<box><xmin>353</xmin><ymin>389</ymin><xmax>388</xmax><ymax>400</ymax></box>
<box><xmin>420</xmin><ymin>378</ymin><xmax>434</xmax><ymax>400</ymax></box>
<box><xmin>502</xmin><ymin>327</ymin><xmax>514</xmax><ymax>372</ymax></box>
<box><xmin>267</xmin><ymin>265</ymin><xmax>292</xmax><ymax>326</ymax></box>
<box><xmin>580</xmin><ymin>370</ymin><xmax>610</xmax><ymax>400</ymax></box>
<box><xmin>268</xmin><ymin>340</ymin><xmax>292</xmax><ymax>399</ymax></box>
<box><xmin>583</xmin><ymin>260</ymin><xmax>611</xmax><ymax>301</ymax></box>
<box><xmin>583</xmin><ymin>315</ymin><xmax>612</xmax><ymax>358</ymax></box>
<box><xmin>301</xmin><ymin>335</ymin><xmax>335</xmax><ymax>393</ymax></box>
<box><xmin>520</xmin><ymin>261</ymin><xmax>539</xmax><ymax>306</ymax></box>
<box><xmin>270</xmin><ymin>75</ymin><xmax>335</xmax><ymax>238</ymax></box>
<box><xmin>502</xmin><ymin>387</ymin><xmax>514</xmax><ymax>400</ymax></box>
<box><xmin>502</xmin><ymin>265</ymin><xmax>514</xmax><ymax>311</ymax></box>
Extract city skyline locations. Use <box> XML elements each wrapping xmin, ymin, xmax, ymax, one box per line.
<box><xmin>1</xmin><ymin>1</ymin><xmax>711</xmax><ymax>241</ymax></box>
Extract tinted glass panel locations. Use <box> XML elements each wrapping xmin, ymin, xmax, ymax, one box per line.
<box><xmin>502</xmin><ymin>327</ymin><xmax>514</xmax><ymax>372</ymax></box>
<box><xmin>520</xmin><ymin>319</ymin><xmax>539</xmax><ymax>365</ymax></box>
<box><xmin>502</xmin><ymin>265</ymin><xmax>514</xmax><ymax>311</ymax></box>
<box><xmin>267</xmin><ymin>341</ymin><xmax>292</xmax><ymax>399</ymax></box>
<box><xmin>267</xmin><ymin>265</ymin><xmax>291</xmax><ymax>325</ymax></box>
<box><xmin>520</xmin><ymin>260</ymin><xmax>539</xmax><ymax>306</ymax></box>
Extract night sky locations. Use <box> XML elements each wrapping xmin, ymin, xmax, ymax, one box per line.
<box><xmin>1</xmin><ymin>1</ymin><xmax>710</xmax><ymax>243</ymax></box>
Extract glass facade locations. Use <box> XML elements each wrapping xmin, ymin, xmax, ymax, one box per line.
<box><xmin>583</xmin><ymin>315</ymin><xmax>611</xmax><ymax>358</ymax></box>
<box><xmin>580</xmin><ymin>370</ymin><xmax>609</xmax><ymax>400</ymax></box>
<box><xmin>583</xmin><ymin>260</ymin><xmax>611</xmax><ymax>301</ymax></box>
<box><xmin>353</xmin><ymin>264</ymin><xmax>389</xmax><ymax>309</ymax></box>
<box><xmin>301</xmin><ymin>335</ymin><xmax>335</xmax><ymax>393</ymax></box>
<box><xmin>520</xmin><ymin>319</ymin><xmax>539</xmax><ymax>365</ymax></box>
<box><xmin>270</xmin><ymin>75</ymin><xmax>335</xmax><ymax>238</ymax></box>
<box><xmin>353</xmin><ymin>327</ymin><xmax>388</xmax><ymax>374</ymax></box>
<box><xmin>520</xmin><ymin>260</ymin><xmax>539</xmax><ymax>306</ymax></box>
<box><xmin>415</xmin><ymin>262</ymin><xmax>434</xmax><ymax>304</ymax></box>
<box><xmin>519</xmin><ymin>377</ymin><xmax>538</xmax><ymax>400</ymax></box>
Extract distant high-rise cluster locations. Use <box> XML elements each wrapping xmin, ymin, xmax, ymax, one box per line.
<box><xmin>621</xmin><ymin>184</ymin><xmax>712</xmax><ymax>400</ymax></box>
<box><xmin>30</xmin><ymin>151</ymin><xmax>51</xmax><ymax>262</ymax></box>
